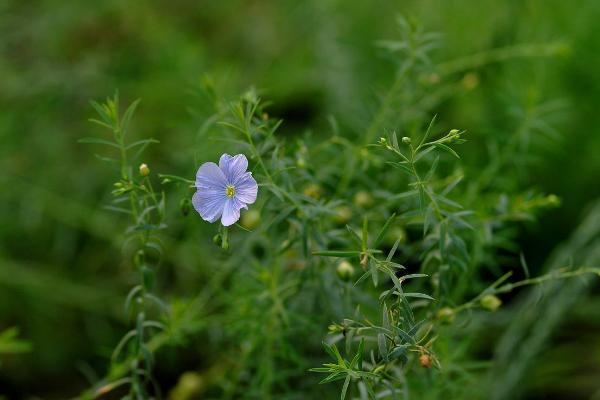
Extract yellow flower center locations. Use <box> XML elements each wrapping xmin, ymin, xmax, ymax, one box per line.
<box><xmin>225</xmin><ymin>185</ymin><xmax>236</xmax><ymax>198</ymax></box>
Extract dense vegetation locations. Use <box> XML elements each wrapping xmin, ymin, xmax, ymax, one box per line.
<box><xmin>1</xmin><ymin>1</ymin><xmax>600</xmax><ymax>399</ymax></box>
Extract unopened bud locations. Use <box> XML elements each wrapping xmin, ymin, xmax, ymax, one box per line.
<box><xmin>139</xmin><ymin>163</ymin><xmax>150</xmax><ymax>177</ymax></box>
<box><xmin>436</xmin><ymin>307</ymin><xmax>455</xmax><ymax>324</ymax></box>
<box><xmin>241</xmin><ymin>209</ymin><xmax>261</xmax><ymax>230</ymax></box>
<box><xmin>481</xmin><ymin>294</ymin><xmax>502</xmax><ymax>312</ymax></box>
<box><xmin>419</xmin><ymin>354</ymin><xmax>432</xmax><ymax>368</ymax></box>
<box><xmin>462</xmin><ymin>72</ymin><xmax>479</xmax><ymax>90</ymax></box>
<box><xmin>353</xmin><ymin>191</ymin><xmax>373</xmax><ymax>208</ymax></box>
<box><xmin>402</xmin><ymin>136</ymin><xmax>411</xmax><ymax>144</ymax></box>
<box><xmin>336</xmin><ymin>261</ymin><xmax>355</xmax><ymax>282</ymax></box>
<box><xmin>547</xmin><ymin>194</ymin><xmax>561</xmax><ymax>207</ymax></box>
<box><xmin>303</xmin><ymin>183</ymin><xmax>323</xmax><ymax>199</ymax></box>
<box><xmin>333</xmin><ymin>206</ymin><xmax>352</xmax><ymax>225</ymax></box>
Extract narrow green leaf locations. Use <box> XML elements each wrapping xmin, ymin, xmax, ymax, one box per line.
<box><xmin>374</xmin><ymin>213</ymin><xmax>396</xmax><ymax>248</ymax></box>
<box><xmin>78</xmin><ymin>137</ymin><xmax>120</xmax><ymax>149</ymax></box>
<box><xmin>520</xmin><ymin>252</ymin><xmax>530</xmax><ymax>279</ymax></box>
<box><xmin>313</xmin><ymin>250</ymin><xmax>362</xmax><ymax>257</ymax></box>
<box><xmin>434</xmin><ymin>142</ymin><xmax>460</xmax><ymax>158</ymax></box>
<box><xmin>341</xmin><ymin>376</ymin><xmax>351</xmax><ymax>400</ymax></box>
<box><xmin>121</xmin><ymin>98</ymin><xmax>141</xmax><ymax>136</ymax></box>
<box><xmin>361</xmin><ymin>217</ymin><xmax>368</xmax><ymax>252</ymax></box>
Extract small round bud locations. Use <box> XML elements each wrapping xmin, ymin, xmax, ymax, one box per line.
<box><xmin>333</xmin><ymin>206</ymin><xmax>352</xmax><ymax>225</ymax></box>
<box><xmin>353</xmin><ymin>191</ymin><xmax>374</xmax><ymax>208</ymax></box>
<box><xmin>402</xmin><ymin>136</ymin><xmax>412</xmax><ymax>144</ymax></box>
<box><xmin>212</xmin><ymin>234</ymin><xmax>222</xmax><ymax>247</ymax></box>
<box><xmin>419</xmin><ymin>354</ymin><xmax>432</xmax><ymax>368</ymax></box>
<box><xmin>461</xmin><ymin>72</ymin><xmax>479</xmax><ymax>90</ymax></box>
<box><xmin>481</xmin><ymin>294</ymin><xmax>502</xmax><ymax>312</ymax></box>
<box><xmin>169</xmin><ymin>372</ymin><xmax>204</xmax><ymax>400</ymax></box>
<box><xmin>139</xmin><ymin>163</ymin><xmax>150</xmax><ymax>177</ymax></box>
<box><xmin>449</xmin><ymin>129</ymin><xmax>460</xmax><ymax>136</ymax></box>
<box><xmin>241</xmin><ymin>209</ymin><xmax>261</xmax><ymax>230</ymax></box>
<box><xmin>384</xmin><ymin>227</ymin><xmax>406</xmax><ymax>246</ymax></box>
<box><xmin>296</xmin><ymin>157</ymin><xmax>306</xmax><ymax>168</ymax></box>
<box><xmin>547</xmin><ymin>194</ymin><xmax>561</xmax><ymax>207</ymax></box>
<box><xmin>303</xmin><ymin>183</ymin><xmax>323</xmax><ymax>199</ymax></box>
<box><xmin>436</xmin><ymin>307</ymin><xmax>455</xmax><ymax>324</ymax></box>
<box><xmin>336</xmin><ymin>260</ymin><xmax>355</xmax><ymax>282</ymax></box>
<box><xmin>379</xmin><ymin>137</ymin><xmax>387</xmax><ymax>145</ymax></box>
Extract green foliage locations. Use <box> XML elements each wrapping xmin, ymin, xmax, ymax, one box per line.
<box><xmin>1</xmin><ymin>1</ymin><xmax>600</xmax><ymax>399</ymax></box>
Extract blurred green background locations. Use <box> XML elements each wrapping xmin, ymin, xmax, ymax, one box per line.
<box><xmin>1</xmin><ymin>0</ymin><xmax>599</xmax><ymax>398</ymax></box>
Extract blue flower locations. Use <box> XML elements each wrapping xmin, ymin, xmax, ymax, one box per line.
<box><xmin>192</xmin><ymin>154</ymin><xmax>258</xmax><ymax>226</ymax></box>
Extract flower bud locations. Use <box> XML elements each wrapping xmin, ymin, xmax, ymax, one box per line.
<box><xmin>169</xmin><ymin>372</ymin><xmax>204</xmax><ymax>400</ymax></box>
<box><xmin>212</xmin><ymin>234</ymin><xmax>222</xmax><ymax>247</ymax></box>
<box><xmin>336</xmin><ymin>260</ymin><xmax>355</xmax><ymax>282</ymax></box>
<box><xmin>449</xmin><ymin>129</ymin><xmax>460</xmax><ymax>136</ymax></box>
<box><xmin>461</xmin><ymin>72</ymin><xmax>479</xmax><ymax>90</ymax></box>
<box><xmin>139</xmin><ymin>163</ymin><xmax>150</xmax><ymax>177</ymax></box>
<box><xmin>481</xmin><ymin>294</ymin><xmax>502</xmax><ymax>312</ymax></box>
<box><xmin>384</xmin><ymin>226</ymin><xmax>406</xmax><ymax>246</ymax></box>
<box><xmin>333</xmin><ymin>206</ymin><xmax>352</xmax><ymax>225</ymax></box>
<box><xmin>419</xmin><ymin>354</ymin><xmax>432</xmax><ymax>368</ymax></box>
<box><xmin>547</xmin><ymin>194</ymin><xmax>561</xmax><ymax>207</ymax></box>
<box><xmin>402</xmin><ymin>136</ymin><xmax>411</xmax><ymax>144</ymax></box>
<box><xmin>241</xmin><ymin>209</ymin><xmax>261</xmax><ymax>230</ymax></box>
<box><xmin>436</xmin><ymin>307</ymin><xmax>455</xmax><ymax>324</ymax></box>
<box><xmin>303</xmin><ymin>183</ymin><xmax>323</xmax><ymax>199</ymax></box>
<box><xmin>353</xmin><ymin>191</ymin><xmax>374</xmax><ymax>208</ymax></box>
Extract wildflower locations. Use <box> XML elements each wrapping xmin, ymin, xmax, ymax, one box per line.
<box><xmin>192</xmin><ymin>154</ymin><xmax>258</xmax><ymax>226</ymax></box>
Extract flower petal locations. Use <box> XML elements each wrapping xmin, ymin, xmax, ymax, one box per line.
<box><xmin>221</xmin><ymin>197</ymin><xmax>244</xmax><ymax>226</ymax></box>
<box><xmin>192</xmin><ymin>189</ymin><xmax>226</xmax><ymax>223</ymax></box>
<box><xmin>234</xmin><ymin>172</ymin><xmax>258</xmax><ymax>205</ymax></box>
<box><xmin>219</xmin><ymin>154</ymin><xmax>249</xmax><ymax>183</ymax></box>
<box><xmin>196</xmin><ymin>162</ymin><xmax>227</xmax><ymax>190</ymax></box>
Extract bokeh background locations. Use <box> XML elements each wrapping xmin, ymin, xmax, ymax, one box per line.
<box><xmin>1</xmin><ymin>0</ymin><xmax>599</xmax><ymax>399</ymax></box>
